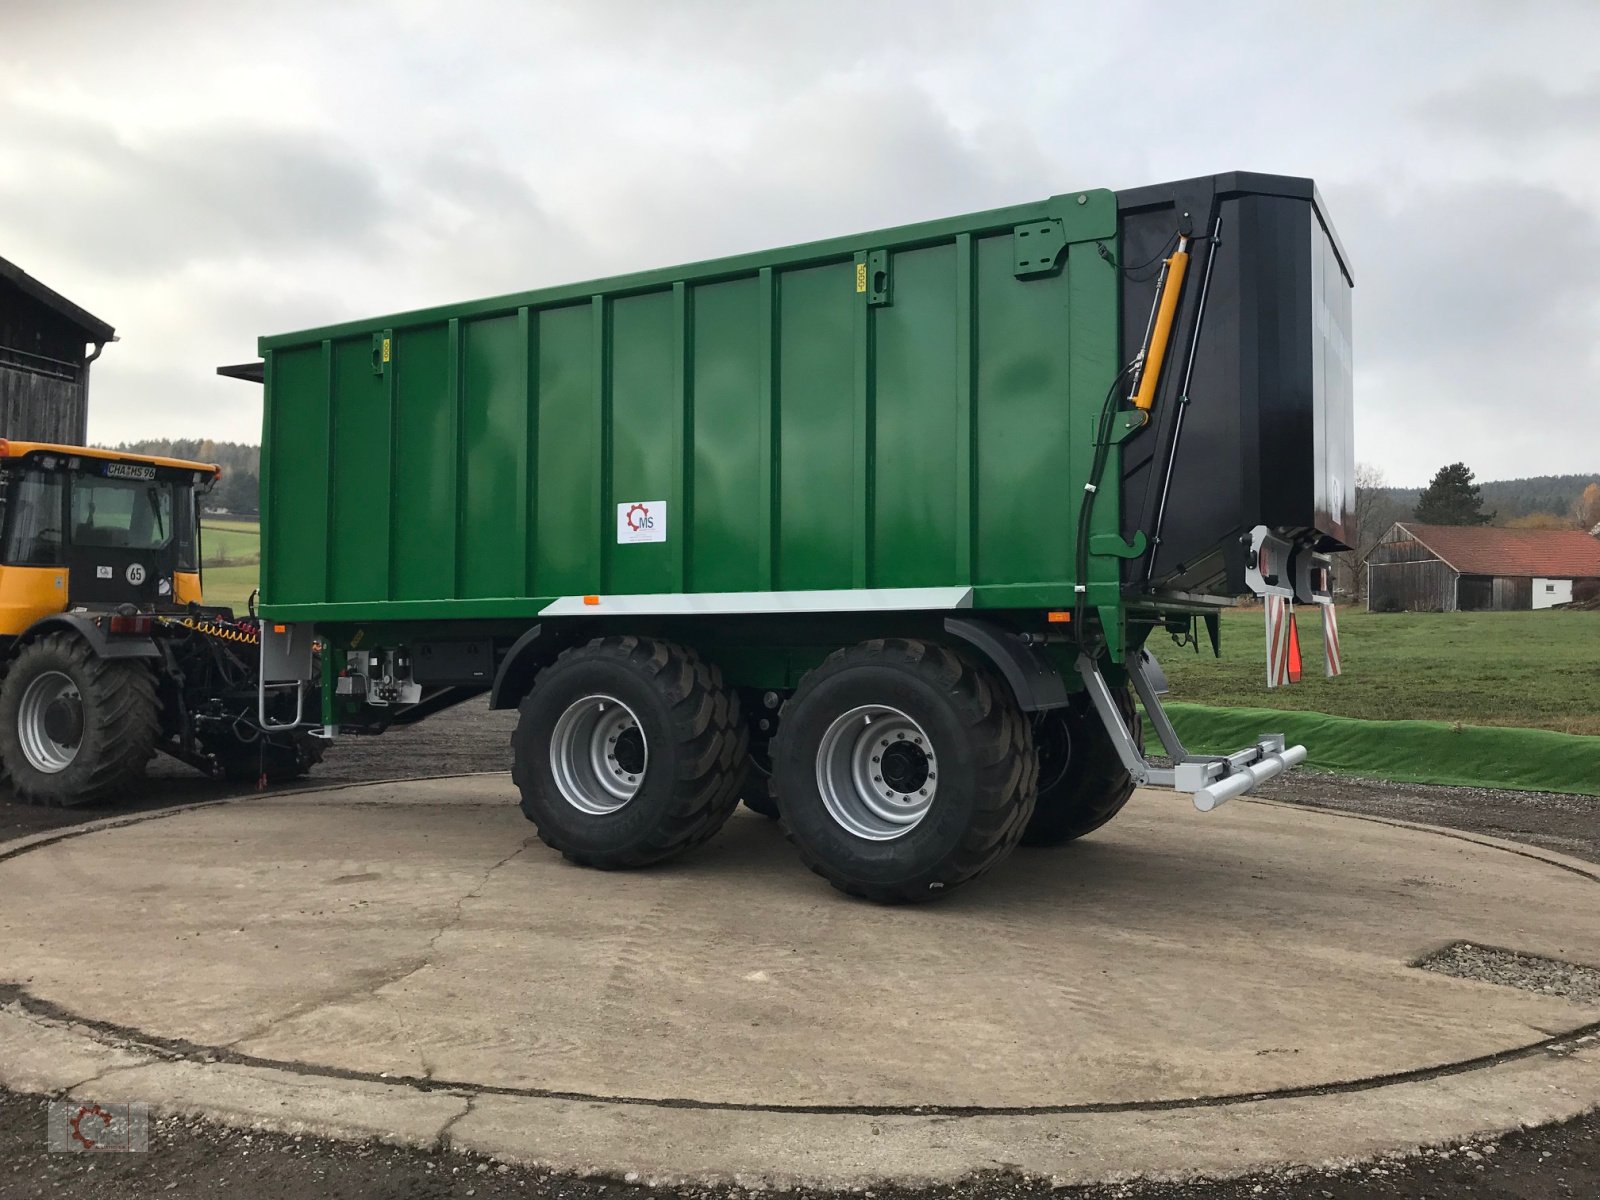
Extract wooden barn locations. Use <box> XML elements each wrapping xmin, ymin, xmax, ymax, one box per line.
<box><xmin>1367</xmin><ymin>521</ymin><xmax>1600</xmax><ymax>612</ymax></box>
<box><xmin>0</xmin><ymin>254</ymin><xmax>115</xmax><ymax>444</ymax></box>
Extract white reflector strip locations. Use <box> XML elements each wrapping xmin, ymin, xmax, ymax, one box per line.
<box><xmin>1265</xmin><ymin>594</ymin><xmax>1294</xmax><ymax>688</ymax></box>
<box><xmin>539</xmin><ymin>586</ymin><xmax>974</xmax><ymax>617</ymax></box>
<box><xmin>1322</xmin><ymin>601</ymin><xmax>1342</xmax><ymax>677</ymax></box>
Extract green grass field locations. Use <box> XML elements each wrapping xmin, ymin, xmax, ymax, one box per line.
<box><xmin>201</xmin><ymin>515</ymin><xmax>261</xmax><ymax>566</ymax></box>
<box><xmin>1158</xmin><ymin>607</ymin><xmax>1600</xmax><ymax>737</ymax></box>
<box><xmin>199</xmin><ymin>516</ymin><xmax>259</xmax><ymax>611</ymax></box>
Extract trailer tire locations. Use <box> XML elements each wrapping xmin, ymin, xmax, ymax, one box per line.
<box><xmin>1021</xmin><ymin>687</ymin><xmax>1139</xmax><ymax>846</ymax></box>
<box><xmin>773</xmin><ymin>639</ymin><xmax>1036</xmax><ymax>903</ymax></box>
<box><xmin>513</xmin><ymin>637</ymin><xmax>748</xmax><ymax>868</ymax></box>
<box><xmin>0</xmin><ymin>632</ymin><xmax>160</xmax><ymax>807</ymax></box>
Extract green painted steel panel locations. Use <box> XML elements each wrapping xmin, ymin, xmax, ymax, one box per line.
<box><xmin>460</xmin><ymin>314</ymin><xmax>525</xmax><ymax>598</ymax></box>
<box><xmin>871</xmin><ymin>243</ymin><xmax>959</xmax><ymax>587</ymax></box>
<box><xmin>256</xmin><ymin>189</ymin><xmax>1124</xmax><ymax>622</ymax></box>
<box><xmin>533</xmin><ymin>303</ymin><xmax>598</xmax><ymax>596</ymax></box>
<box><xmin>607</xmin><ymin>290</ymin><xmax>676</xmax><ymax>596</ymax></box>
<box><xmin>776</xmin><ymin>261</ymin><xmax>856</xmax><ymax>592</ymax></box>
<box><xmin>391</xmin><ymin>324</ymin><xmax>454</xmax><ymax>600</ymax></box>
<box><xmin>973</xmin><ymin>230</ymin><xmax>1075</xmax><ymax>589</ymax></box>
<box><xmin>328</xmin><ymin>338</ymin><xmax>390</xmax><ymax>603</ymax></box>
<box><xmin>689</xmin><ymin>278</ymin><xmax>763</xmax><ymax>592</ymax></box>
<box><xmin>262</xmin><ymin>345</ymin><xmax>329</xmax><ymax>605</ymax></box>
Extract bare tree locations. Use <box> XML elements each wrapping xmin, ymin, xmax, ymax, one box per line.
<box><xmin>1342</xmin><ymin>462</ymin><xmax>1397</xmax><ymax>601</ymax></box>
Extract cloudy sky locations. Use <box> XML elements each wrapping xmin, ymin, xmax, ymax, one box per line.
<box><xmin>4</xmin><ymin>0</ymin><xmax>1597</xmax><ymax>486</ymax></box>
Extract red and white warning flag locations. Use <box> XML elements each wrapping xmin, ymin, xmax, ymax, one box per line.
<box><xmin>1320</xmin><ymin>601</ymin><xmax>1342</xmax><ymax>677</ymax></box>
<box><xmin>1264</xmin><ymin>594</ymin><xmax>1301</xmax><ymax>688</ymax></box>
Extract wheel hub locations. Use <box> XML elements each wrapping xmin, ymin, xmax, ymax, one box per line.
<box><xmin>17</xmin><ymin>671</ymin><xmax>83</xmax><ymax>774</ymax></box>
<box><xmin>549</xmin><ymin>694</ymin><xmax>649</xmax><ymax>815</ymax></box>
<box><xmin>815</xmin><ymin>704</ymin><xmax>938</xmax><ymax>841</ymax></box>
<box><xmin>42</xmin><ymin>695</ymin><xmax>84</xmax><ymax>748</ymax></box>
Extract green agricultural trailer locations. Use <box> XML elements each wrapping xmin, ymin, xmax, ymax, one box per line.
<box><xmin>227</xmin><ymin>169</ymin><xmax>1353</xmax><ymax>902</ymax></box>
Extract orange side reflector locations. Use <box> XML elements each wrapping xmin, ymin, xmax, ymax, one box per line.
<box><xmin>583</xmin><ymin>595</ymin><xmax>601</xmax><ymax>606</ymax></box>
<box><xmin>1287</xmin><ymin>611</ymin><xmax>1303</xmax><ymax>683</ymax></box>
<box><xmin>1046</xmin><ymin>610</ymin><xmax>1072</xmax><ymax>623</ymax></box>
<box><xmin>273</xmin><ymin>623</ymin><xmax>287</xmax><ymax>633</ymax></box>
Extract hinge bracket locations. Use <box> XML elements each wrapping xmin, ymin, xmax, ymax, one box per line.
<box><xmin>1013</xmin><ymin>219</ymin><xmax>1067</xmax><ymax>277</ymax></box>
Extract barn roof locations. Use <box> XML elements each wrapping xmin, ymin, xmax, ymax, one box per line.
<box><xmin>0</xmin><ymin>254</ymin><xmax>115</xmax><ymax>342</ymax></box>
<box><xmin>1397</xmin><ymin>522</ymin><xmax>1600</xmax><ymax>578</ymax></box>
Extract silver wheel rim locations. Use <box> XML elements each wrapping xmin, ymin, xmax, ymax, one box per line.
<box><xmin>815</xmin><ymin>704</ymin><xmax>938</xmax><ymax>841</ymax></box>
<box><xmin>18</xmin><ymin>670</ymin><xmax>82</xmax><ymax>774</ymax></box>
<box><xmin>549</xmin><ymin>694</ymin><xmax>648</xmax><ymax>815</ymax></box>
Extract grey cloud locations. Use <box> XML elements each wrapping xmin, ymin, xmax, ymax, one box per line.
<box><xmin>1333</xmin><ymin>181</ymin><xmax>1598</xmax><ymax>368</ymax></box>
<box><xmin>1416</xmin><ymin>75</ymin><xmax>1600</xmax><ymax>140</ymax></box>
<box><xmin>0</xmin><ymin>103</ymin><xmax>391</xmax><ymax>274</ymax></box>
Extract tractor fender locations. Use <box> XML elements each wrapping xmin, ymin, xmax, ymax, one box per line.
<box><xmin>7</xmin><ymin>613</ymin><xmax>162</xmax><ymax>663</ymax></box>
<box><xmin>942</xmin><ymin>616</ymin><xmax>1070</xmax><ymax>712</ymax></box>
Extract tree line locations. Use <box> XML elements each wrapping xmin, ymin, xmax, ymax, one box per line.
<box><xmin>99</xmin><ymin>439</ymin><xmax>260</xmax><ymax>514</ymax></box>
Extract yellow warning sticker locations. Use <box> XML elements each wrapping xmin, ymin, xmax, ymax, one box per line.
<box><xmin>381</xmin><ymin>337</ymin><xmax>392</xmax><ymax>363</ymax></box>
<box><xmin>855</xmin><ymin>262</ymin><xmax>867</xmax><ymax>293</ymax></box>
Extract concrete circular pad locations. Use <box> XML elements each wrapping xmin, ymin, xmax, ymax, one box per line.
<box><xmin>2</xmin><ymin>777</ymin><xmax>1599</xmax><ymax>1186</ymax></box>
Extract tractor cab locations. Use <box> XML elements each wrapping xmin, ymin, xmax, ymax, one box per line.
<box><xmin>0</xmin><ymin>441</ymin><xmax>217</xmax><ymax>637</ymax></box>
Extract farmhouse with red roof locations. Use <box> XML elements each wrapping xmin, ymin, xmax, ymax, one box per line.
<box><xmin>1367</xmin><ymin>522</ymin><xmax>1600</xmax><ymax>612</ymax></box>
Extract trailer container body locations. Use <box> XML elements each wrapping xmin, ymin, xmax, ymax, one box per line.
<box><xmin>244</xmin><ymin>171</ymin><xmax>1353</xmax><ymax>901</ymax></box>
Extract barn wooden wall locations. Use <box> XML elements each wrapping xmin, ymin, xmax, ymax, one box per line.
<box><xmin>1367</xmin><ymin>526</ymin><xmax>1458</xmax><ymax>611</ymax></box>
<box><xmin>0</xmin><ymin>360</ymin><xmax>87</xmax><ymax>443</ymax></box>
<box><xmin>1</xmin><ymin>274</ymin><xmax>94</xmax><ymax>444</ymax></box>
<box><xmin>1366</xmin><ymin>525</ymin><xmax>1538</xmax><ymax>611</ymax></box>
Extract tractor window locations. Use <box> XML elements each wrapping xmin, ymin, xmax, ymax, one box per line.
<box><xmin>1</xmin><ymin>468</ymin><xmax>66</xmax><ymax>566</ymax></box>
<box><xmin>69</xmin><ymin>476</ymin><xmax>177</xmax><ymax>554</ymax></box>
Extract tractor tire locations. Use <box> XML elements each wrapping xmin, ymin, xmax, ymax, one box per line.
<box><xmin>772</xmin><ymin>639</ymin><xmax>1036</xmax><ymax>903</ymax></box>
<box><xmin>513</xmin><ymin>636</ymin><xmax>748</xmax><ymax>869</ymax></box>
<box><xmin>0</xmin><ymin>632</ymin><xmax>160</xmax><ymax>807</ymax></box>
<box><xmin>215</xmin><ymin>733</ymin><xmax>326</xmax><ymax>786</ymax></box>
<box><xmin>1020</xmin><ymin>686</ymin><xmax>1140</xmax><ymax>847</ymax></box>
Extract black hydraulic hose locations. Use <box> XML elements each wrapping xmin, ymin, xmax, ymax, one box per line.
<box><xmin>1073</xmin><ymin>361</ymin><xmax>1140</xmax><ymax>645</ymax></box>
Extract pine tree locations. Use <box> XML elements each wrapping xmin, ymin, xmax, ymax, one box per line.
<box><xmin>1414</xmin><ymin>462</ymin><xmax>1493</xmax><ymax>525</ymax></box>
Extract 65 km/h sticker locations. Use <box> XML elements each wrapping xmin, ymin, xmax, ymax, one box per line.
<box><xmin>616</xmin><ymin>501</ymin><xmax>666</xmax><ymax>544</ymax></box>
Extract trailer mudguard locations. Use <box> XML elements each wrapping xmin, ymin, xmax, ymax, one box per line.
<box><xmin>942</xmin><ymin>617</ymin><xmax>1069</xmax><ymax>712</ymax></box>
<box><xmin>488</xmin><ymin>623</ymin><xmax>547</xmax><ymax>711</ymax></box>
<box><xmin>7</xmin><ymin>614</ymin><xmax>162</xmax><ymax>662</ymax></box>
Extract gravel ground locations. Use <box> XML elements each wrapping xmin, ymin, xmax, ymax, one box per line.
<box><xmin>1417</xmin><ymin>942</ymin><xmax>1600</xmax><ymax>1007</ymax></box>
<box><xmin>2</xmin><ymin>698</ymin><xmax>1598</xmax><ymax>1200</ymax></box>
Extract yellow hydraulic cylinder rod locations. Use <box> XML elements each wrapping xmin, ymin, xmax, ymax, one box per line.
<box><xmin>1130</xmin><ymin>238</ymin><xmax>1191</xmax><ymax>411</ymax></box>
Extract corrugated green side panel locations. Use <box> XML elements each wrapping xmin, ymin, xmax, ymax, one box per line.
<box><xmin>688</xmin><ymin>278</ymin><xmax>763</xmax><ymax>593</ymax></box>
<box><xmin>262</xmin><ymin>345</ymin><xmax>329</xmax><ymax>605</ymax></box>
<box><xmin>776</xmin><ymin>263</ymin><xmax>855</xmax><ymax>592</ymax></box>
<box><xmin>973</xmin><ymin>232</ymin><xmax>1073</xmax><ymax>590</ymax></box>
<box><xmin>872</xmin><ymin>243</ymin><xmax>958</xmax><ymax>587</ymax></box>
<box><xmin>257</xmin><ymin>190</ymin><xmax>1122</xmax><ymax>619</ymax></box>
<box><xmin>391</xmin><ymin>324</ymin><xmax>453</xmax><ymax>599</ymax></box>
<box><xmin>607</xmin><ymin>290</ymin><xmax>676</xmax><ymax>596</ymax></box>
<box><xmin>460</xmin><ymin>314</ymin><xmax>525</xmax><ymax>598</ymax></box>
<box><xmin>533</xmin><ymin>304</ymin><xmax>597</xmax><ymax>597</ymax></box>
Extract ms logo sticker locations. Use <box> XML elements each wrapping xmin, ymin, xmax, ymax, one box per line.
<box><xmin>616</xmin><ymin>500</ymin><xmax>667</xmax><ymax>545</ymax></box>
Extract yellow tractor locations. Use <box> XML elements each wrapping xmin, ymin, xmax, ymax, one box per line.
<box><xmin>0</xmin><ymin>439</ymin><xmax>321</xmax><ymax>804</ymax></box>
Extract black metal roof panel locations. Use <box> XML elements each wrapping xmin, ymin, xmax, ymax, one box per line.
<box><xmin>0</xmin><ymin>254</ymin><xmax>115</xmax><ymax>342</ymax></box>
